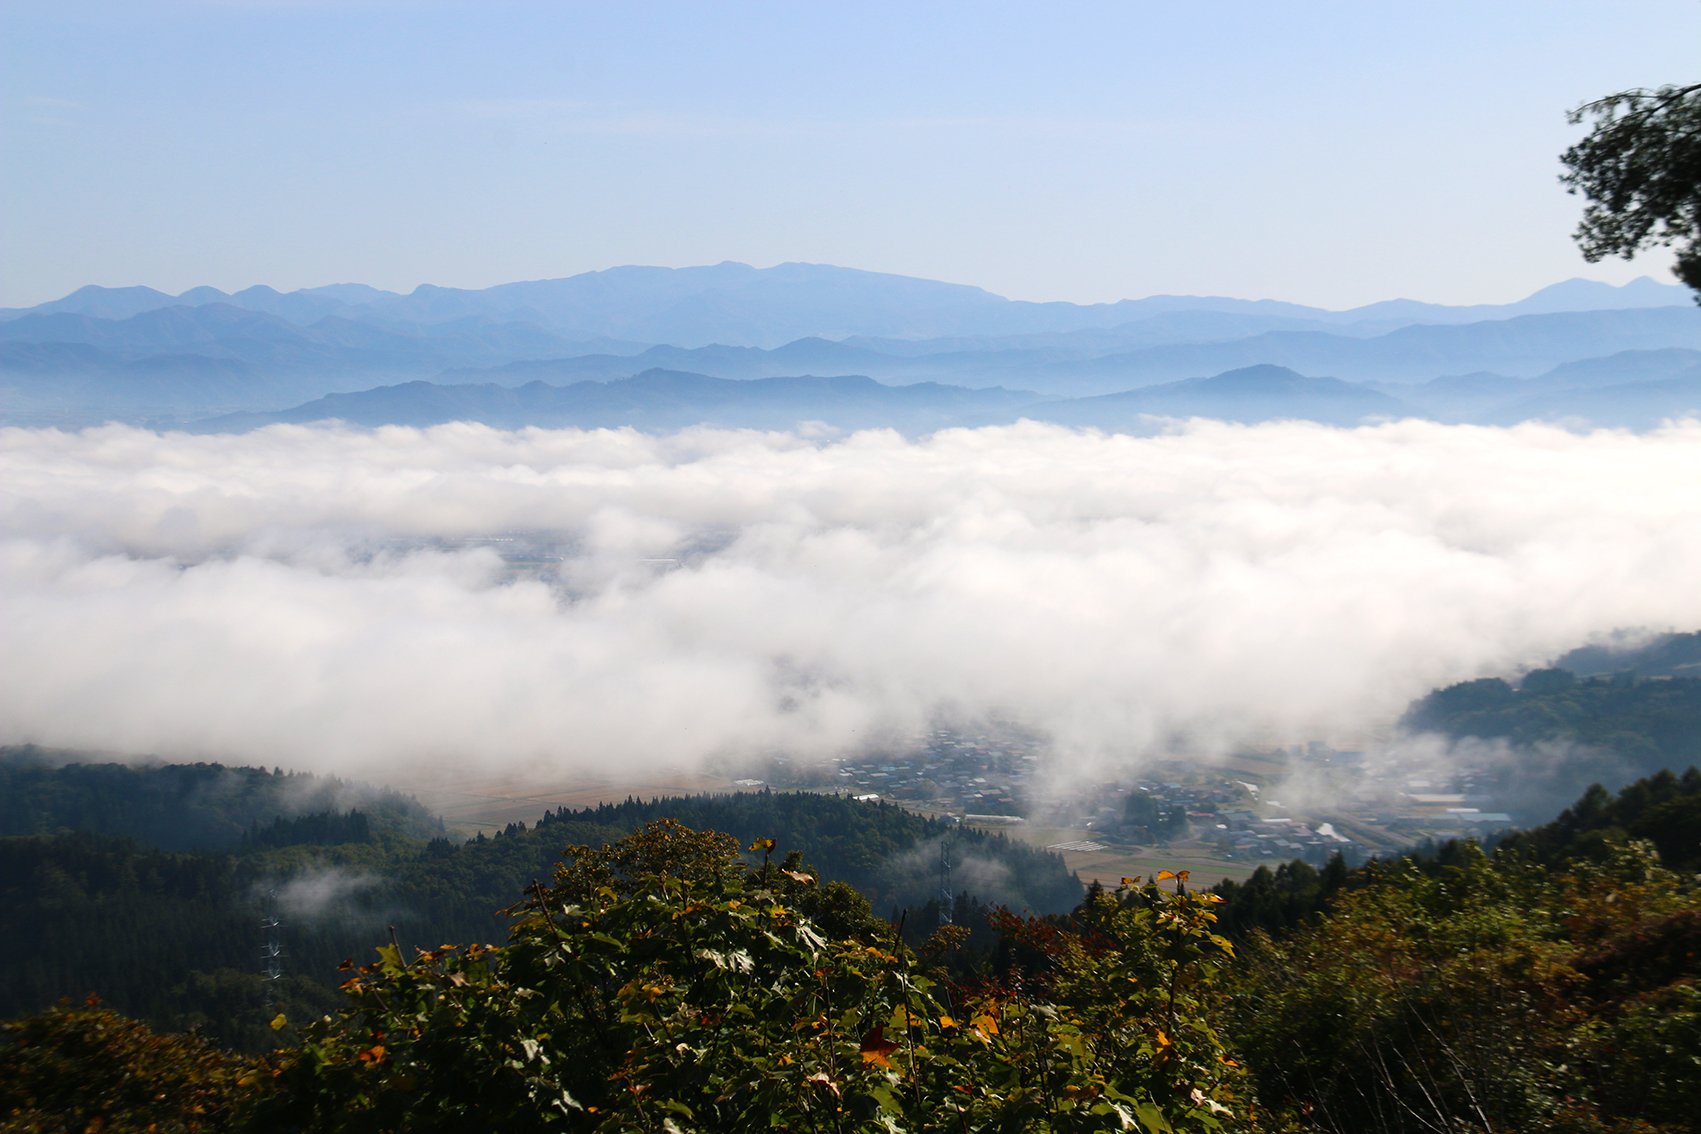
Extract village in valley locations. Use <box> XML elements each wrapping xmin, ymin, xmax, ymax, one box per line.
<box><xmin>711</xmin><ymin>727</ymin><xmax>1521</xmax><ymax>888</ymax></box>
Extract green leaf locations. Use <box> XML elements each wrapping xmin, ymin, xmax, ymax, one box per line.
<box><xmin>1134</xmin><ymin>1100</ymin><xmax>1173</xmax><ymax>1133</ymax></box>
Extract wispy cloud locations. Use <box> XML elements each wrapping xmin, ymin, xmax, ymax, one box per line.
<box><xmin>267</xmin><ymin>866</ymin><xmax>391</xmax><ymax>927</ymax></box>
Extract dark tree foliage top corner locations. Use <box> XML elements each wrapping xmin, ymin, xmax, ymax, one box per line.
<box><xmin>1561</xmin><ymin>81</ymin><xmax>1701</xmax><ymax>295</ymax></box>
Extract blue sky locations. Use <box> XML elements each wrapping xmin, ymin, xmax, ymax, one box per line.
<box><xmin>4</xmin><ymin>0</ymin><xmax>1698</xmax><ymax>309</ymax></box>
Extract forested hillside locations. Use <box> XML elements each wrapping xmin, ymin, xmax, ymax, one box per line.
<box><xmin>1401</xmin><ymin>672</ymin><xmax>1701</xmax><ymax>771</ymax></box>
<box><xmin>1398</xmin><ymin>670</ymin><xmax>1701</xmax><ymax>817</ymax></box>
<box><xmin>529</xmin><ymin>794</ymin><xmax>1081</xmax><ymax>912</ymax></box>
<box><xmin>0</xmin><ymin>765</ymin><xmax>1078</xmax><ymax>1051</ymax></box>
<box><xmin>0</xmin><ymin>834</ymin><xmax>345</xmax><ymax>1053</ymax></box>
<box><xmin>6</xmin><ymin>769</ymin><xmax>1697</xmax><ymax>1134</ymax></box>
<box><xmin>0</xmin><ymin>748</ymin><xmax>445</xmax><ymax>847</ymax></box>
<box><xmin>1207</xmin><ymin>764</ymin><xmax>1701</xmax><ymax>943</ymax></box>
<box><xmin>1226</xmin><ymin>810</ymin><xmax>1700</xmax><ymax>1131</ymax></box>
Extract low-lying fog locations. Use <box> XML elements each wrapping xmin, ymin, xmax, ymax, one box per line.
<box><xmin>3</xmin><ymin>418</ymin><xmax>1699</xmax><ymax>790</ymax></box>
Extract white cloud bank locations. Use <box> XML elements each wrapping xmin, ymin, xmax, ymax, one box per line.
<box><xmin>3</xmin><ymin>418</ymin><xmax>1700</xmax><ymax>784</ymax></box>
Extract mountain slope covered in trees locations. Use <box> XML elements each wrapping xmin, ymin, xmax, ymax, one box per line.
<box><xmin>0</xmin><ymin>759</ymin><xmax>1078</xmax><ymax>1051</ymax></box>
<box><xmin>5</xmin><ymin>767</ymin><xmax>1697</xmax><ymax>1133</ymax></box>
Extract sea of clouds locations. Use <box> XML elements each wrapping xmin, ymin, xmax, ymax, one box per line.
<box><xmin>3</xmin><ymin>418</ymin><xmax>1700</xmax><ymax>787</ymax></box>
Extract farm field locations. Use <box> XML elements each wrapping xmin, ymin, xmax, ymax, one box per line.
<box><xmin>414</xmin><ymin>773</ymin><xmax>1261</xmax><ymax>889</ymax></box>
<box><xmin>412</xmin><ymin>769</ymin><xmax>734</xmax><ymax>838</ymax></box>
<box><xmin>993</xmin><ymin>823</ymin><xmax>1259</xmax><ymax>889</ymax></box>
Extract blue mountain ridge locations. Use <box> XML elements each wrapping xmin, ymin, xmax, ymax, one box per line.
<box><xmin>3</xmin><ymin>265</ymin><xmax>1696</xmax><ymax>430</ymax></box>
<box><xmin>4</xmin><ymin>263</ymin><xmax>1689</xmax><ymax>345</ymax></box>
<box><xmin>176</xmin><ymin>361</ymin><xmax>1698</xmax><ymax>436</ymax></box>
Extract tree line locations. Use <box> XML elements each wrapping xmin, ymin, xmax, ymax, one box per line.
<box><xmin>0</xmin><ymin>748</ymin><xmax>444</xmax><ymax>848</ymax></box>
<box><xmin>5</xmin><ymin>765</ymin><xmax>1698</xmax><ymax>1132</ymax></box>
<box><xmin>0</xmin><ymin>780</ymin><xmax>1081</xmax><ymax>1053</ymax></box>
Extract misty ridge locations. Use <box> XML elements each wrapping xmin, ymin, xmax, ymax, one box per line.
<box><xmin>0</xmin><ymin>753</ymin><xmax>444</xmax><ymax>850</ymax></box>
<box><xmin>4</xmin><ymin>262</ymin><xmax>1701</xmax><ymax>431</ymax></box>
<box><xmin>267</xmin><ymin>866</ymin><xmax>390</xmax><ymax>927</ymax></box>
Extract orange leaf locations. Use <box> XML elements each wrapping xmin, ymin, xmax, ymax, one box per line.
<box><xmin>860</xmin><ymin>1025</ymin><xmax>901</xmax><ymax>1067</ymax></box>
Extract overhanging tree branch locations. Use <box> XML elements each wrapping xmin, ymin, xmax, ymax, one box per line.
<box><xmin>1560</xmin><ymin>82</ymin><xmax>1701</xmax><ymax>297</ymax></box>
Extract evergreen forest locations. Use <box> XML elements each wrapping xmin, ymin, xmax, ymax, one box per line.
<box><xmin>1400</xmin><ymin>670</ymin><xmax>1701</xmax><ymax>819</ymax></box>
<box><xmin>0</xmin><ymin>752</ymin><xmax>1078</xmax><ymax>1052</ymax></box>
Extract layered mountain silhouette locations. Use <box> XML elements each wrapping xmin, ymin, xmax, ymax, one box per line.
<box><xmin>194</xmin><ymin>370</ymin><xmax>1047</xmax><ymax>434</ymax></box>
<box><xmin>191</xmin><ymin>359</ymin><xmax>1701</xmax><ymax>436</ymax></box>
<box><xmin>3</xmin><ymin>264</ymin><xmax>1697</xmax><ymax>431</ymax></box>
<box><xmin>1031</xmin><ymin>365</ymin><xmax>1410</xmax><ymax>428</ymax></box>
<box><xmin>435</xmin><ymin>308</ymin><xmax>1701</xmax><ymax>396</ymax></box>
<box><xmin>0</xmin><ymin>303</ymin><xmax>599</xmax><ymax>373</ymax></box>
<box><xmin>194</xmin><ymin>365</ymin><xmax>1413</xmax><ymax>434</ymax></box>
<box><xmin>1381</xmin><ymin>348</ymin><xmax>1701</xmax><ymax>422</ymax></box>
<box><xmin>6</xmin><ymin>264</ymin><xmax>1688</xmax><ymax>344</ymax></box>
<box><xmin>1482</xmin><ymin>373</ymin><xmax>1701</xmax><ymax>429</ymax></box>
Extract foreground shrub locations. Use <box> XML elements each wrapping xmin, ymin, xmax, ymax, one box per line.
<box><xmin>0</xmin><ymin>996</ymin><xmax>267</xmax><ymax>1133</ymax></box>
<box><xmin>256</xmin><ymin>819</ymin><xmax>1248</xmax><ymax>1132</ymax></box>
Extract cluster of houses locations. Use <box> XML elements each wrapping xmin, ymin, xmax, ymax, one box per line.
<box><xmin>829</xmin><ymin>729</ymin><xmax>1041</xmax><ymax>814</ymax></box>
<box><xmin>765</xmin><ymin>735</ymin><xmax>1522</xmax><ymax>865</ymax></box>
<box><xmin>1211</xmin><ymin>810</ymin><xmax>1369</xmax><ymax>866</ymax></box>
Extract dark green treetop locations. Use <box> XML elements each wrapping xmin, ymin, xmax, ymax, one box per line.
<box><xmin>1561</xmin><ymin>82</ymin><xmax>1701</xmax><ymax>295</ymax></box>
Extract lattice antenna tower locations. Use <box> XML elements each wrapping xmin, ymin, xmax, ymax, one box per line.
<box><xmin>939</xmin><ymin>831</ymin><xmax>954</xmax><ymax>927</ymax></box>
<box><xmin>260</xmin><ymin>887</ymin><xmax>286</xmax><ymax>1008</ymax></box>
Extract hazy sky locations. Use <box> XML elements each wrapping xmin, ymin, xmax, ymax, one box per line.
<box><xmin>4</xmin><ymin>1</ymin><xmax>1699</xmax><ymax>310</ymax></box>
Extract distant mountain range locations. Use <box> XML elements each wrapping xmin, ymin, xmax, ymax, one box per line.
<box><xmin>434</xmin><ymin>306</ymin><xmax>1701</xmax><ymax>396</ymax></box>
<box><xmin>194</xmin><ymin>370</ymin><xmax>1047</xmax><ymax>434</ymax></box>
<box><xmin>198</xmin><ymin>364</ymin><xmax>1411</xmax><ymax>435</ymax></box>
<box><xmin>5</xmin><ymin>264</ymin><xmax>1689</xmax><ymax>345</ymax></box>
<box><xmin>195</xmin><ymin>359</ymin><xmax>1701</xmax><ymax>436</ymax></box>
<box><xmin>2</xmin><ymin>263</ymin><xmax>1697</xmax><ymax>431</ymax></box>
